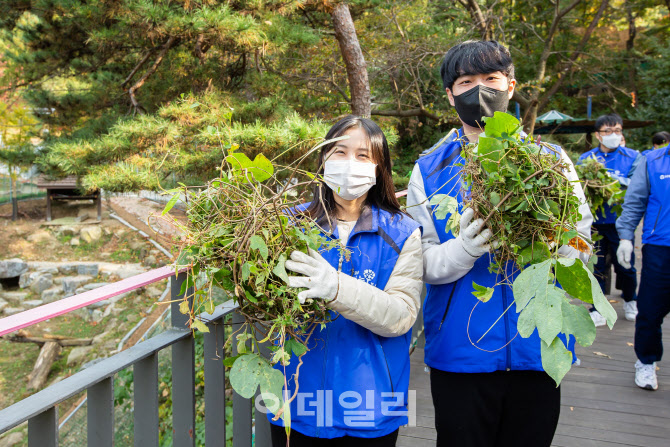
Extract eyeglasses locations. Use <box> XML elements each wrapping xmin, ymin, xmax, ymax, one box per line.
<box><xmin>597</xmin><ymin>128</ymin><xmax>623</xmax><ymax>136</ymax></box>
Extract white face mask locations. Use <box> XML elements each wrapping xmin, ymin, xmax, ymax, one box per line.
<box><xmin>601</xmin><ymin>133</ymin><xmax>622</xmax><ymax>150</ymax></box>
<box><xmin>323</xmin><ymin>160</ymin><xmax>377</xmax><ymax>201</ymax></box>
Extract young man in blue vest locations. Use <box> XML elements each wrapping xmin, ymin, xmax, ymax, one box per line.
<box><xmin>406</xmin><ymin>40</ymin><xmax>593</xmax><ymax>447</ymax></box>
<box><xmin>578</xmin><ymin>114</ymin><xmax>644</xmax><ymax>326</ymax></box>
<box><xmin>616</xmin><ymin>146</ymin><xmax>670</xmax><ymax>390</ymax></box>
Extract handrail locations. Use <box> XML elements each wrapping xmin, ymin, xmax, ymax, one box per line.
<box><xmin>0</xmin><ymin>266</ymin><xmax>182</xmax><ymax>337</ymax></box>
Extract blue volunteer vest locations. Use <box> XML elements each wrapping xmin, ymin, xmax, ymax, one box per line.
<box><xmin>578</xmin><ymin>146</ymin><xmax>640</xmax><ymax>223</ymax></box>
<box><xmin>642</xmin><ymin>147</ymin><xmax>670</xmax><ymax>247</ymax></box>
<box><xmin>417</xmin><ymin>132</ymin><xmax>574</xmax><ymax>374</ymax></box>
<box><xmin>268</xmin><ymin>204</ymin><xmax>421</xmax><ymax>438</ymax></box>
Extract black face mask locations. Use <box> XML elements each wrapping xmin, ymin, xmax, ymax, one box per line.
<box><xmin>452</xmin><ymin>85</ymin><xmax>510</xmax><ymax>128</ymax></box>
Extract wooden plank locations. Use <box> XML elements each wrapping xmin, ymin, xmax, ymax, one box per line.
<box><xmin>554</xmin><ymin>425</ymin><xmax>669</xmax><ymax>447</ymax></box>
<box><xmin>0</xmin><ymin>266</ymin><xmax>185</xmax><ymax>336</ymax></box>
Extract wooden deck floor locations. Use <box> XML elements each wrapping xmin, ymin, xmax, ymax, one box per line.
<box><xmin>398</xmin><ymin>299</ymin><xmax>670</xmax><ymax>447</ymax></box>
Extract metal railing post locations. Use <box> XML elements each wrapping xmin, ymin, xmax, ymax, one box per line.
<box><xmin>254</xmin><ymin>322</ymin><xmax>272</xmax><ymax>447</ymax></box>
<box><xmin>134</xmin><ymin>352</ymin><xmax>159</xmax><ymax>447</ymax></box>
<box><xmin>232</xmin><ymin>311</ymin><xmax>252</xmax><ymax>447</ymax></box>
<box><xmin>204</xmin><ymin>318</ymin><xmax>227</xmax><ymax>446</ymax></box>
<box><xmin>28</xmin><ymin>407</ymin><xmax>58</xmax><ymax>447</ymax></box>
<box><xmin>87</xmin><ymin>377</ymin><xmax>114</xmax><ymax>447</ymax></box>
<box><xmin>171</xmin><ymin>271</ymin><xmax>195</xmax><ymax>447</ymax></box>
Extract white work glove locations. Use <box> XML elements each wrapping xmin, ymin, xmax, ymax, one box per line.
<box><xmin>285</xmin><ymin>248</ymin><xmax>339</xmax><ymax>303</ymax></box>
<box><xmin>457</xmin><ymin>208</ymin><xmax>494</xmax><ymax>258</ymax></box>
<box><xmin>617</xmin><ymin>239</ymin><xmax>633</xmax><ymax>269</ymax></box>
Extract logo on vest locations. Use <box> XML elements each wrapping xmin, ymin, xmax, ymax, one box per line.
<box><xmin>661</xmin><ymin>174</ymin><xmax>670</xmax><ymax>180</ymax></box>
<box><xmin>353</xmin><ymin>269</ymin><xmax>376</xmax><ymax>284</ymax></box>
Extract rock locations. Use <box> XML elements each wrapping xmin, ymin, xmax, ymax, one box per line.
<box><xmin>115</xmin><ymin>265</ymin><xmax>146</xmax><ymax>279</ymax></box>
<box><xmin>38</xmin><ymin>267</ymin><xmax>59</xmax><ymax>275</ymax></box>
<box><xmin>83</xmin><ymin>282</ymin><xmax>109</xmax><ymax>291</ymax></box>
<box><xmin>92</xmin><ymin>331</ymin><xmax>111</xmax><ymax>344</ymax></box>
<box><xmin>57</xmin><ymin>226</ymin><xmax>79</xmax><ymax>237</ymax></box>
<box><xmin>74</xmin><ymin>287</ymin><xmax>85</xmax><ymax>295</ymax></box>
<box><xmin>126</xmin><ymin>314</ymin><xmax>140</xmax><ymax>324</ymax></box>
<box><xmin>109</xmin><ymin>292</ymin><xmax>130</xmax><ymax>303</ymax></box>
<box><xmin>149</xmin><ymin>249</ymin><xmax>160</xmax><ymax>257</ymax></box>
<box><xmin>0</xmin><ymin>259</ymin><xmax>28</xmax><ymax>279</ymax></box>
<box><xmin>23</xmin><ymin>300</ymin><xmax>44</xmax><ymax>308</ymax></box>
<box><xmin>80</xmin><ymin>226</ymin><xmax>103</xmax><ymax>244</ymax></box>
<box><xmin>19</xmin><ymin>271</ymin><xmax>35</xmax><ymax>289</ymax></box>
<box><xmin>102</xmin><ymin>302</ymin><xmax>116</xmax><ymax>318</ymax></box>
<box><xmin>27</xmin><ymin>230</ymin><xmax>55</xmax><ymax>244</ymax></box>
<box><xmin>30</xmin><ymin>274</ymin><xmax>53</xmax><ymax>295</ymax></box>
<box><xmin>102</xmin><ymin>227</ymin><xmax>112</xmax><ymax>236</ymax></box>
<box><xmin>0</xmin><ymin>282</ymin><xmax>2</xmax><ymax>291</ymax></box>
<box><xmin>77</xmin><ymin>264</ymin><xmax>99</xmax><ymax>276</ymax></box>
<box><xmin>90</xmin><ymin>309</ymin><xmax>104</xmax><ymax>323</ymax></box>
<box><xmin>114</xmin><ymin>228</ymin><xmax>127</xmax><ymax>238</ymax></box>
<box><xmin>0</xmin><ymin>431</ymin><xmax>24</xmax><ymax>447</ymax></box>
<box><xmin>3</xmin><ymin>307</ymin><xmax>25</xmax><ymax>316</ymax></box>
<box><xmin>67</xmin><ymin>346</ymin><xmax>93</xmax><ymax>366</ymax></box>
<box><xmin>146</xmin><ymin>286</ymin><xmax>164</xmax><ymax>298</ymax></box>
<box><xmin>70</xmin><ymin>237</ymin><xmax>80</xmax><ymax>246</ymax></box>
<box><xmin>142</xmin><ymin>255</ymin><xmax>157</xmax><ymax>267</ymax></box>
<box><xmin>41</xmin><ymin>287</ymin><xmax>63</xmax><ymax>303</ymax></box>
<box><xmin>58</xmin><ymin>264</ymin><xmax>78</xmax><ymax>275</ymax></box>
<box><xmin>0</xmin><ymin>298</ymin><xmax>7</xmax><ymax>313</ymax></box>
<box><xmin>62</xmin><ymin>275</ymin><xmax>93</xmax><ymax>297</ymax></box>
<box><xmin>53</xmin><ymin>277</ymin><xmax>63</xmax><ymax>285</ymax></box>
<box><xmin>129</xmin><ymin>240</ymin><xmax>145</xmax><ymax>251</ymax></box>
<box><xmin>87</xmin><ymin>299</ymin><xmax>110</xmax><ymax>309</ymax></box>
<box><xmin>0</xmin><ymin>291</ymin><xmax>29</xmax><ymax>304</ymax></box>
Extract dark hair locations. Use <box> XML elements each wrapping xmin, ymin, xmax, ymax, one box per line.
<box><xmin>302</xmin><ymin>115</ymin><xmax>403</xmax><ymax>227</ymax></box>
<box><xmin>652</xmin><ymin>131</ymin><xmax>670</xmax><ymax>146</ymax></box>
<box><xmin>440</xmin><ymin>40</ymin><xmax>515</xmax><ymax>90</ymax></box>
<box><xmin>595</xmin><ymin>113</ymin><xmax>623</xmax><ymax>131</ymax></box>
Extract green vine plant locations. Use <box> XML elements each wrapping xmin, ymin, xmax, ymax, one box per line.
<box><xmin>575</xmin><ymin>156</ymin><xmax>626</xmax><ymax>220</ymax></box>
<box><xmin>429</xmin><ymin>112</ymin><xmax>617</xmax><ymax>385</ymax></box>
<box><xmin>162</xmin><ymin>127</ymin><xmax>350</xmax><ymax>424</ymax></box>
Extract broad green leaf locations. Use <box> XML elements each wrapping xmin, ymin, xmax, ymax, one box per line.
<box><xmin>477</xmin><ymin>137</ymin><xmax>504</xmax><ymax>173</ymax></box>
<box><xmin>518</xmin><ymin>242</ymin><xmax>551</xmax><ymax>265</ymax></box>
<box><xmin>248</xmin><ymin>154</ymin><xmax>274</xmax><ymax>182</ymax></box>
<box><xmin>533</xmin><ymin>286</ymin><xmax>564</xmax><ymax>344</ymax></box>
<box><xmin>541</xmin><ymin>337</ymin><xmax>573</xmax><ymax>386</ymax></box>
<box><xmin>517</xmin><ymin>300</ymin><xmax>536</xmax><ymax>338</ymax></box>
<box><xmin>285</xmin><ymin>338</ymin><xmax>308</xmax><ymax>357</ymax></box>
<box><xmin>429</xmin><ymin>194</ymin><xmax>458</xmax><ymax>221</ymax></box>
<box><xmin>472</xmin><ymin>281</ymin><xmax>494</xmax><ymax>303</ymax></box>
<box><xmin>272</xmin><ymin>253</ymin><xmax>289</xmax><ymax>284</ymax></box>
<box><xmin>560</xmin><ymin>299</ymin><xmax>596</xmax><ymax>347</ymax></box>
<box><xmin>587</xmin><ymin>268</ymin><xmax>617</xmax><ymax>329</ymax></box>
<box><xmin>245</xmin><ymin>289</ymin><xmax>258</xmax><ymax>303</ymax></box>
<box><xmin>250</xmin><ymin>235</ymin><xmax>269</xmax><ymax>260</ymax></box>
<box><xmin>192</xmin><ymin>319</ymin><xmax>210</xmax><ymax>333</ymax></box>
<box><xmin>226</xmin><ymin>153</ymin><xmax>253</xmax><ymax>170</ymax></box>
<box><xmin>482</xmin><ymin>112</ymin><xmax>520</xmax><ymax>138</ymax></box>
<box><xmin>204</xmin><ymin>301</ymin><xmax>216</xmax><ymax>314</ymax></box>
<box><xmin>490</xmin><ymin>191</ymin><xmax>501</xmax><ymax>206</ymax></box>
<box><xmin>223</xmin><ymin>354</ymin><xmax>242</xmax><ymax>367</ymax></box>
<box><xmin>241</xmin><ymin>262</ymin><xmax>251</xmax><ymax>281</ymax></box>
<box><xmin>512</xmin><ymin>259</ymin><xmax>552</xmax><ymax>312</ymax></box>
<box><xmin>259</xmin><ymin>367</ymin><xmax>286</xmax><ymax>414</ymax></box>
<box><xmin>179</xmin><ymin>300</ymin><xmax>190</xmax><ymax>315</ymax></box>
<box><xmin>213</xmin><ymin>267</ymin><xmax>234</xmax><ymax>291</ymax></box>
<box><xmin>271</xmin><ymin>347</ymin><xmax>292</xmax><ymax>366</ymax></box>
<box><xmin>162</xmin><ymin>193</ymin><xmax>180</xmax><ymax>215</ymax></box>
<box><xmin>229</xmin><ymin>354</ymin><xmax>270</xmax><ymax>398</ymax></box>
<box><xmin>555</xmin><ymin>258</ymin><xmax>593</xmax><ymax>304</ymax></box>
<box><xmin>560</xmin><ymin>229</ymin><xmax>579</xmax><ymax>246</ymax></box>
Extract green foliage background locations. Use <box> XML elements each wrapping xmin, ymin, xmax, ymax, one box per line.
<box><xmin>1</xmin><ymin>0</ymin><xmax>669</xmax><ymax>192</ymax></box>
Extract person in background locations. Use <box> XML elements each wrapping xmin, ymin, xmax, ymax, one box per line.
<box><xmin>578</xmin><ymin>114</ymin><xmax>643</xmax><ymax>325</ymax></box>
<box><xmin>616</xmin><ymin>144</ymin><xmax>670</xmax><ymax>391</ymax></box>
<box><xmin>268</xmin><ymin>115</ymin><xmax>423</xmax><ymax>446</ymax></box>
<box><xmin>643</xmin><ymin>131</ymin><xmax>670</xmax><ymax>156</ymax></box>
<box><xmin>406</xmin><ymin>40</ymin><xmax>593</xmax><ymax>447</ymax></box>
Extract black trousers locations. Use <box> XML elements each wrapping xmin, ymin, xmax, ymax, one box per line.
<box><xmin>593</xmin><ymin>223</ymin><xmax>637</xmax><ymax>302</ymax></box>
<box><xmin>430</xmin><ymin>368</ymin><xmax>560</xmax><ymax>447</ymax></box>
<box><xmin>635</xmin><ymin>244</ymin><xmax>670</xmax><ymax>364</ymax></box>
<box><xmin>270</xmin><ymin>423</ymin><xmax>399</xmax><ymax>447</ymax></box>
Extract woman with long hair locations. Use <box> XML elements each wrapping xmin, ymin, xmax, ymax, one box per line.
<box><xmin>267</xmin><ymin>115</ymin><xmax>423</xmax><ymax>446</ymax></box>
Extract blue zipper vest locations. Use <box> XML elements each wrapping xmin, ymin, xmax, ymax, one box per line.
<box><xmin>417</xmin><ymin>133</ymin><xmax>573</xmax><ymax>374</ymax></box>
<box><xmin>642</xmin><ymin>147</ymin><xmax>670</xmax><ymax>247</ymax></box>
<box><xmin>578</xmin><ymin>146</ymin><xmax>639</xmax><ymax>224</ymax></box>
<box><xmin>268</xmin><ymin>205</ymin><xmax>421</xmax><ymax>438</ymax></box>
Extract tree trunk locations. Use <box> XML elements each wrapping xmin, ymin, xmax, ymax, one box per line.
<box><xmin>331</xmin><ymin>3</ymin><xmax>371</xmax><ymax>117</ymax></box>
<box><xmin>10</xmin><ymin>168</ymin><xmax>18</xmax><ymax>222</ymax></box>
<box><xmin>625</xmin><ymin>1</ymin><xmax>637</xmax><ymax>107</ymax></box>
<box><xmin>27</xmin><ymin>341</ymin><xmax>61</xmax><ymax>390</ymax></box>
